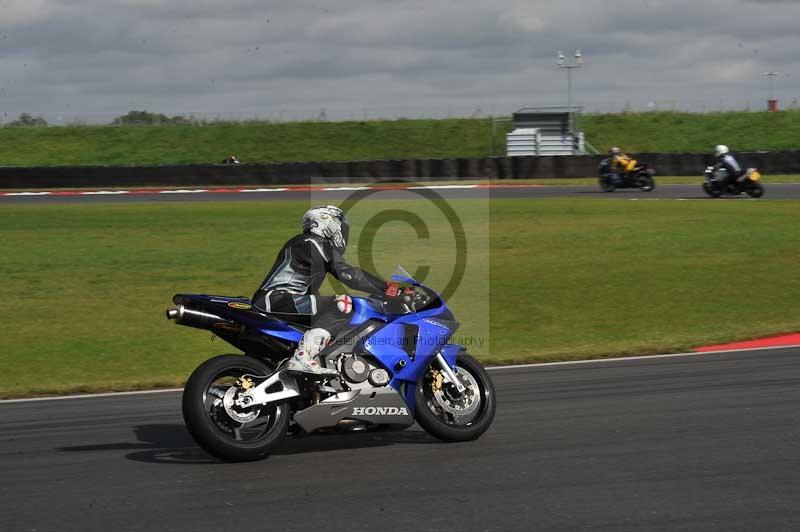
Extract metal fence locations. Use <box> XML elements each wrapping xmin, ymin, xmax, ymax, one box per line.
<box><xmin>2</xmin><ymin>98</ymin><xmax>799</xmax><ymax>127</ymax></box>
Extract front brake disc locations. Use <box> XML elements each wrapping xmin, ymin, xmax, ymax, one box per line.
<box><xmin>431</xmin><ymin>368</ymin><xmax>480</xmax><ymax>418</ymax></box>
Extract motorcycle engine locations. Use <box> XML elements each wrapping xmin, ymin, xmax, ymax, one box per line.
<box><xmin>340</xmin><ymin>354</ymin><xmax>389</xmax><ymax>388</ymax></box>
<box><xmin>342</xmin><ymin>355</ymin><xmax>370</xmax><ymax>383</ymax></box>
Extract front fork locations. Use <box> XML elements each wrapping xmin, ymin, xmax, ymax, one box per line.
<box><xmin>401</xmin><ymin>347</ymin><xmax>464</xmax><ymax>414</ymax></box>
<box><xmin>434</xmin><ymin>353</ymin><xmax>466</xmax><ymax>394</ymax></box>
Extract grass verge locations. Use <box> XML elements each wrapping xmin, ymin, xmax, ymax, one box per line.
<box><xmin>1</xmin><ymin>198</ymin><xmax>799</xmax><ymax>397</ymax></box>
<box><xmin>1</xmin><ymin>110</ymin><xmax>799</xmax><ymax>166</ymax></box>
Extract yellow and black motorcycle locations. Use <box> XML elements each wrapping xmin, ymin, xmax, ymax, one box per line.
<box><xmin>702</xmin><ymin>167</ymin><xmax>765</xmax><ymax>198</ymax></box>
<box><xmin>598</xmin><ymin>158</ymin><xmax>656</xmax><ymax>192</ymax></box>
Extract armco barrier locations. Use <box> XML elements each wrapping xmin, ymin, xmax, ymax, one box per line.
<box><xmin>0</xmin><ymin>151</ymin><xmax>797</xmax><ymax>189</ymax></box>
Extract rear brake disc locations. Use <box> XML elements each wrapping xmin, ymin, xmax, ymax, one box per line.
<box><xmin>223</xmin><ymin>386</ymin><xmax>260</xmax><ymax>423</ymax></box>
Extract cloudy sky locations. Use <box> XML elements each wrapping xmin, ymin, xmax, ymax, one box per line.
<box><xmin>1</xmin><ymin>0</ymin><xmax>799</xmax><ymax>122</ymax></box>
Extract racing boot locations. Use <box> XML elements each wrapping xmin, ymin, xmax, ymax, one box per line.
<box><xmin>286</xmin><ymin>351</ymin><xmax>338</xmax><ymax>378</ymax></box>
<box><xmin>286</xmin><ymin>328</ymin><xmax>338</xmax><ymax>378</ymax></box>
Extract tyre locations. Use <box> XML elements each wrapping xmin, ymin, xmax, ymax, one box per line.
<box><xmin>414</xmin><ymin>352</ymin><xmax>496</xmax><ymax>442</ymax></box>
<box><xmin>638</xmin><ymin>174</ymin><xmax>655</xmax><ymax>192</ymax></box>
<box><xmin>182</xmin><ymin>354</ymin><xmax>289</xmax><ymax>462</ymax></box>
<box><xmin>599</xmin><ymin>177</ymin><xmax>616</xmax><ymax>192</ymax></box>
<box><xmin>746</xmin><ymin>182</ymin><xmax>764</xmax><ymax>198</ymax></box>
<box><xmin>703</xmin><ymin>182</ymin><xmax>722</xmax><ymax>198</ymax></box>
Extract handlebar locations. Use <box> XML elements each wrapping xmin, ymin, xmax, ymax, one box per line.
<box><xmin>379</xmin><ymin>285</ymin><xmax>434</xmax><ymax>314</ymax></box>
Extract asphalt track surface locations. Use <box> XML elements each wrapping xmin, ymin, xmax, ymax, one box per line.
<box><xmin>2</xmin><ymin>348</ymin><xmax>799</xmax><ymax>532</ymax></box>
<box><xmin>2</xmin><ymin>183</ymin><xmax>800</xmax><ymax>203</ymax></box>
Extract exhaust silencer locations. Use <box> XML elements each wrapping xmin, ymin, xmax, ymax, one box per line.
<box><xmin>165</xmin><ymin>305</ymin><xmax>228</xmax><ymax>331</ymax></box>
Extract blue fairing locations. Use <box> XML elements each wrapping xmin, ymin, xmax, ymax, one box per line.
<box><xmin>349</xmin><ymin>288</ymin><xmax>461</xmax><ymax>415</ymax></box>
<box><xmin>259</xmin><ymin>326</ymin><xmax>303</xmax><ymax>343</ymax></box>
<box><xmin>361</xmin><ymin>309</ymin><xmax>455</xmax><ymax>383</ymax></box>
<box><xmin>349</xmin><ymin>297</ymin><xmax>388</xmax><ymax>326</ymax></box>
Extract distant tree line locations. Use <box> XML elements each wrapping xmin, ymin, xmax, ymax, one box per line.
<box><xmin>3</xmin><ymin>110</ymin><xmax>195</xmax><ymax>127</ymax></box>
<box><xmin>110</xmin><ymin>110</ymin><xmax>192</xmax><ymax>126</ymax></box>
<box><xmin>6</xmin><ymin>113</ymin><xmax>48</xmax><ymax>126</ymax></box>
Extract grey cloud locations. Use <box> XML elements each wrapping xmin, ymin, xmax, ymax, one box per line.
<box><xmin>1</xmin><ymin>0</ymin><xmax>799</xmax><ymax>119</ymax></box>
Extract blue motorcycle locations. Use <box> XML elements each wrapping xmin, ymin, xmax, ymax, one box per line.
<box><xmin>167</xmin><ymin>267</ymin><xmax>496</xmax><ymax>462</ymax></box>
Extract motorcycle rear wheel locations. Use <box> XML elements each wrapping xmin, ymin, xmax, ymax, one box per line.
<box><xmin>599</xmin><ymin>177</ymin><xmax>616</xmax><ymax>192</ymax></box>
<box><xmin>182</xmin><ymin>354</ymin><xmax>289</xmax><ymax>462</ymax></box>
<box><xmin>414</xmin><ymin>352</ymin><xmax>496</xmax><ymax>442</ymax></box>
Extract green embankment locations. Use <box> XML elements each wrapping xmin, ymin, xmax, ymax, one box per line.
<box><xmin>2</xmin><ymin>198</ymin><xmax>799</xmax><ymax>398</ymax></box>
<box><xmin>1</xmin><ymin>111</ymin><xmax>799</xmax><ymax>166</ymax></box>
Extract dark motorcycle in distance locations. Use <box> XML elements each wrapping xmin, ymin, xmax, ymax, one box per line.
<box><xmin>598</xmin><ymin>158</ymin><xmax>656</xmax><ymax>192</ymax></box>
<box><xmin>702</xmin><ymin>166</ymin><xmax>765</xmax><ymax>198</ymax></box>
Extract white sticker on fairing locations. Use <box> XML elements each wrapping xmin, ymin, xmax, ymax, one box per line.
<box><xmin>335</xmin><ymin>294</ymin><xmax>353</xmax><ymax>314</ymax></box>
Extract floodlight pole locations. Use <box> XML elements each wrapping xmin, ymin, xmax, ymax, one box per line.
<box><xmin>763</xmin><ymin>72</ymin><xmax>780</xmax><ymax>111</ymax></box>
<box><xmin>763</xmin><ymin>72</ymin><xmax>778</xmax><ymax>100</ymax></box>
<box><xmin>566</xmin><ymin>68</ymin><xmax>573</xmax><ymax>110</ymax></box>
<box><xmin>558</xmin><ymin>50</ymin><xmax>583</xmax><ymax>128</ymax></box>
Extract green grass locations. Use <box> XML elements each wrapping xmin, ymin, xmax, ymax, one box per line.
<box><xmin>488</xmin><ymin>199</ymin><xmax>800</xmax><ymax>363</ymax></box>
<box><xmin>0</xmin><ymin>119</ymin><xmax>498</xmax><ymax>166</ymax></box>
<box><xmin>1</xmin><ymin>110</ymin><xmax>800</xmax><ymax>166</ymax></box>
<box><xmin>1</xmin><ymin>198</ymin><xmax>799</xmax><ymax>398</ymax></box>
<box><xmin>581</xmin><ymin>111</ymin><xmax>800</xmax><ymax>153</ymax></box>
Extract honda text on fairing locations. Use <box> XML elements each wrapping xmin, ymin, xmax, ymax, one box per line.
<box><xmin>702</xmin><ymin>166</ymin><xmax>765</xmax><ymax>198</ymax></box>
<box><xmin>597</xmin><ymin>157</ymin><xmax>656</xmax><ymax>193</ymax></box>
<box><xmin>166</xmin><ymin>267</ymin><xmax>496</xmax><ymax>462</ymax></box>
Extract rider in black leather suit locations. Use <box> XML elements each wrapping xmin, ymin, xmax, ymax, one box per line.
<box><xmin>252</xmin><ymin>206</ymin><xmax>395</xmax><ymax>376</ymax></box>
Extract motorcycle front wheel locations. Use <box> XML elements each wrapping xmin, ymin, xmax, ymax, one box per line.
<box><xmin>638</xmin><ymin>174</ymin><xmax>655</xmax><ymax>192</ymax></box>
<box><xmin>414</xmin><ymin>352</ymin><xmax>496</xmax><ymax>442</ymax></box>
<box><xmin>746</xmin><ymin>182</ymin><xmax>765</xmax><ymax>198</ymax></box>
<box><xmin>182</xmin><ymin>354</ymin><xmax>289</xmax><ymax>462</ymax></box>
<box><xmin>703</xmin><ymin>182</ymin><xmax>722</xmax><ymax>198</ymax></box>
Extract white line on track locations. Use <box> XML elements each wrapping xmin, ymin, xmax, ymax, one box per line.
<box><xmin>485</xmin><ymin>343</ymin><xmax>800</xmax><ymax>371</ymax></box>
<box><xmin>3</xmin><ymin>343</ymin><xmax>799</xmax><ymax>404</ymax></box>
<box><xmin>0</xmin><ymin>387</ymin><xmax>184</xmax><ymax>404</ymax></box>
<box><xmin>2</xmin><ymin>182</ymin><xmax>799</xmax><ymax>198</ymax></box>
<box><xmin>408</xmin><ymin>185</ymin><xmax>478</xmax><ymax>190</ymax></box>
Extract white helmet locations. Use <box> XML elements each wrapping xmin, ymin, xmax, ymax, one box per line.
<box><xmin>714</xmin><ymin>145</ymin><xmax>729</xmax><ymax>157</ymax></box>
<box><xmin>302</xmin><ymin>205</ymin><xmax>349</xmax><ymax>253</ymax></box>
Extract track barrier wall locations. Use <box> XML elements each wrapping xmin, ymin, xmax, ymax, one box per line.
<box><xmin>1</xmin><ymin>151</ymin><xmax>798</xmax><ymax>189</ymax></box>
